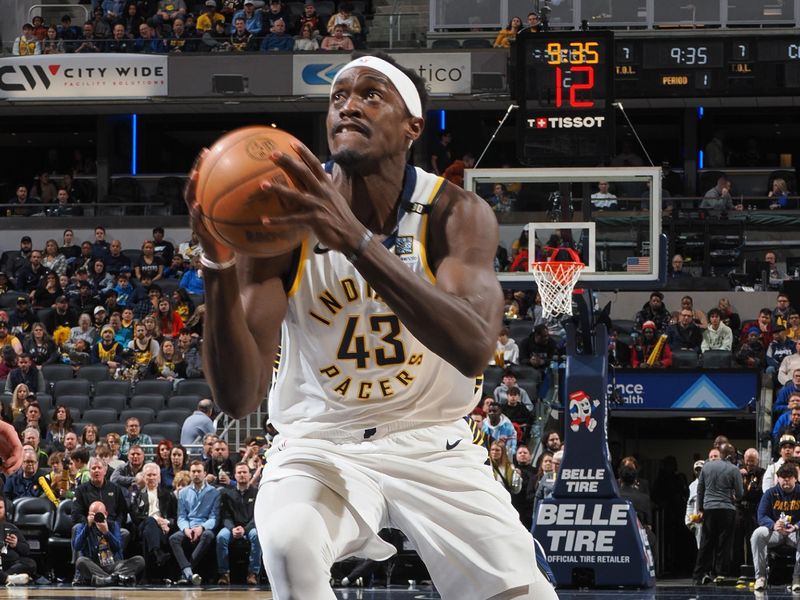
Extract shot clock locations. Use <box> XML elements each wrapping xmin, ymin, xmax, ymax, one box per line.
<box><xmin>514</xmin><ymin>30</ymin><xmax>615</xmax><ymax>167</ymax></box>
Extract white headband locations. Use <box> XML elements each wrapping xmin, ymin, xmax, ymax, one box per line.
<box><xmin>330</xmin><ymin>56</ymin><xmax>422</xmax><ymax>119</ymax></box>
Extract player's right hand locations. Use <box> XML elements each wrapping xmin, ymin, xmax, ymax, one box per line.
<box><xmin>0</xmin><ymin>421</ymin><xmax>22</xmax><ymax>475</ymax></box>
<box><xmin>184</xmin><ymin>148</ymin><xmax>235</xmax><ymax>264</ymax></box>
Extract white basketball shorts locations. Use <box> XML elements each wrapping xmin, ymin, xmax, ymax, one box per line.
<box><xmin>259</xmin><ymin>419</ymin><xmax>555</xmax><ymax>599</ymax></box>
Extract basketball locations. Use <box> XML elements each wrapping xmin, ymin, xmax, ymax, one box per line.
<box><xmin>195</xmin><ymin>126</ymin><xmax>310</xmax><ymax>257</ymax></box>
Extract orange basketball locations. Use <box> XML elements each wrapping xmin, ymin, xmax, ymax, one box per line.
<box><xmin>195</xmin><ymin>126</ymin><xmax>310</xmax><ymax>257</ymax></box>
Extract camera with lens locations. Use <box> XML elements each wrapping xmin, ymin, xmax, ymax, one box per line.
<box><xmin>94</xmin><ymin>513</ymin><xmax>106</xmax><ymax>524</ymax></box>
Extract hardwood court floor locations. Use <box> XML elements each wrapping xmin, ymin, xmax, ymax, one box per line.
<box><xmin>0</xmin><ymin>581</ymin><xmax>795</xmax><ymax>599</ymax></box>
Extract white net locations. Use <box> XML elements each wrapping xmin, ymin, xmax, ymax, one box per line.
<box><xmin>531</xmin><ymin>261</ymin><xmax>584</xmax><ymax>318</ymax></box>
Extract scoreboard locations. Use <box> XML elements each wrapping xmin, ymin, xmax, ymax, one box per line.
<box><xmin>514</xmin><ymin>30</ymin><xmax>615</xmax><ymax>167</ymax></box>
<box><xmin>616</xmin><ymin>35</ymin><xmax>800</xmax><ymax>97</ymax></box>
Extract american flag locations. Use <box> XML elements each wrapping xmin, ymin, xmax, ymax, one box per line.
<box><xmin>626</xmin><ymin>256</ymin><xmax>651</xmax><ymax>272</ymax></box>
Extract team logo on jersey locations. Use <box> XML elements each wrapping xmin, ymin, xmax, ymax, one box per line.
<box><xmin>568</xmin><ymin>390</ymin><xmax>599</xmax><ymax>432</ymax></box>
<box><xmin>395</xmin><ymin>236</ymin><xmax>414</xmax><ymax>255</ymax></box>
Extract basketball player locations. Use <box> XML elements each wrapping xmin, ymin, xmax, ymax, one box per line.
<box><xmin>186</xmin><ymin>53</ymin><xmax>558</xmax><ymax>600</ymax></box>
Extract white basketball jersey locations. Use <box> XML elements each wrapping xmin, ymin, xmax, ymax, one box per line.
<box><xmin>269</xmin><ymin>166</ymin><xmax>476</xmax><ymax>439</ymax></box>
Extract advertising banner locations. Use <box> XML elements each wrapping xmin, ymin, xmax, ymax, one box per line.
<box><xmin>608</xmin><ymin>369</ymin><xmax>758</xmax><ymax>410</ymax></box>
<box><xmin>0</xmin><ymin>53</ymin><xmax>168</xmax><ymax>100</ymax></box>
<box><xmin>292</xmin><ymin>52</ymin><xmax>471</xmax><ymax>96</ymax></box>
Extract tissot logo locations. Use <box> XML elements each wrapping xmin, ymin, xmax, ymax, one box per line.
<box><xmin>527</xmin><ymin>116</ymin><xmax>607</xmax><ymax>129</ymax></box>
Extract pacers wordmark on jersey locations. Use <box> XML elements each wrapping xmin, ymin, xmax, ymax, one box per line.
<box><xmin>269</xmin><ymin>166</ymin><xmax>477</xmax><ymax>438</ymax></box>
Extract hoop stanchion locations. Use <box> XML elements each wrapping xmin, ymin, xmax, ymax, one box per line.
<box><xmin>531</xmin><ymin>247</ymin><xmax>585</xmax><ymax>318</ymax></box>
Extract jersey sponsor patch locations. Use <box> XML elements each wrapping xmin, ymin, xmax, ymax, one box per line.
<box><xmin>395</xmin><ymin>236</ymin><xmax>414</xmax><ymax>255</ymax></box>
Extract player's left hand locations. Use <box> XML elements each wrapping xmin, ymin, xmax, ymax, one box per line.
<box><xmin>0</xmin><ymin>421</ymin><xmax>22</xmax><ymax>475</ymax></box>
<box><xmin>260</xmin><ymin>143</ymin><xmax>365</xmax><ymax>254</ymax></box>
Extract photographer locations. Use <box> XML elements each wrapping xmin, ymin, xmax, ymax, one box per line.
<box><xmin>73</xmin><ymin>500</ymin><xmax>144</xmax><ymax>586</ymax></box>
<box><xmin>0</xmin><ymin>494</ymin><xmax>36</xmax><ymax>585</ymax></box>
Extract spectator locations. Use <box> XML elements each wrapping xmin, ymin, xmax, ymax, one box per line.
<box><xmin>751</xmin><ymin>462</ymin><xmax>800</xmax><ymax>591</ymax></box>
<box><xmin>90</xmin><ymin>6</ymin><xmax>112</xmax><ymax>38</ymax></box>
<box><xmin>12</xmin><ymin>24</ymin><xmax>41</xmax><ymax>56</ymax></box>
<box><xmin>21</xmin><ymin>428</ymin><xmax>48</xmax><ymax>469</ymax></box>
<box><xmin>44</xmin><ymin>296</ymin><xmax>78</xmax><ymax>345</ymax></box>
<box><xmin>491</xmin><ymin>327</ymin><xmax>519</xmax><ymax>366</ymax></box>
<box><xmin>619</xmin><ymin>464</ymin><xmax>655</xmax><ymax>543</ymax></box>
<box><xmin>16</xmin><ymin>250</ymin><xmax>45</xmax><ymax>293</ymax></box>
<box><xmin>73</xmin><ymin>500</ymin><xmax>144</xmax><ymax>586</ymax></box>
<box><xmin>789</xmin><ymin>310</ymin><xmax>800</xmax><ymax>340</ymax></box>
<box><xmin>297</xmin><ymin>1</ymin><xmax>323</xmax><ymax>38</ymax></box>
<box><xmin>519</xmin><ymin>324</ymin><xmax>557</xmax><ymax>380</ymax></box>
<box><xmin>0</xmin><ymin>321</ymin><xmax>23</xmax><ymax>356</ymax></box>
<box><xmin>205</xmin><ymin>440</ymin><xmax>236</xmax><ymax>487</ymax></box>
<box><xmin>163</xmin><ymin>254</ymin><xmax>186</xmax><ymax>280</ymax></box>
<box><xmin>151</xmin><ymin>227</ymin><xmax>174</xmax><ymax>265</ymax></box>
<box><xmin>162</xmin><ymin>445</ymin><xmax>188</xmax><ymax>489</ymax></box>
<box><xmin>430</xmin><ymin>130</ymin><xmax>452</xmax><ymax>176</ymax></box>
<box><xmin>501</xmin><ymin>387</ymin><xmax>532</xmax><ymax>436</ymax></box>
<box><xmin>737</xmin><ymin>447</ymin><xmax>765</xmax><ymax>576</ymax></box>
<box><xmin>7</xmin><ymin>185</ymin><xmax>36</xmax><ymax>218</ymax></box>
<box><xmin>65</xmin><ymin>313</ymin><xmax>96</xmax><ymax>353</ymax></box>
<box><xmin>32</xmin><ymin>270</ymin><xmax>63</xmax><ymax>310</ymax></box>
<box><xmin>134</xmin><ymin>22</ymin><xmax>167</xmax><ymax>53</ymax></box>
<box><xmin>58</xmin><ymin>14</ymin><xmax>81</xmax><ymax>40</ymax></box>
<box><xmin>326</xmin><ymin>2</ymin><xmax>361</xmax><ymax>40</ymax></box>
<box><xmin>492</xmin><ymin>368</ymin><xmax>533</xmax><ymax>411</ymax></box>
<box><xmin>693</xmin><ymin>443</ymin><xmax>743</xmax><ymax>585</ymax></box>
<box><xmin>741</xmin><ymin>308</ymin><xmax>774</xmax><ymax>348</ymax></box>
<box><xmin>9</xmin><ymin>384</ymin><xmax>30</xmax><ymax>421</ymax></box>
<box><xmin>634</xmin><ymin>291</ymin><xmax>671</xmax><ymax>333</ymax></box>
<box><xmin>3</xmin><ymin>449</ymin><xmax>45</xmax><ymax>501</ymax></box>
<box><xmin>493</xmin><ymin>16</ymin><xmax>522</xmax><ymax>48</ymax></box>
<box><xmin>779</xmin><ymin>341</ymin><xmax>800</xmax><ymax>386</ymax></box>
<box><xmin>735</xmin><ymin>327</ymin><xmax>765</xmax><ymax>370</ymax></box>
<box><xmin>200</xmin><ymin>433</ymin><xmax>218</xmax><ymax>462</ymax></box>
<box><xmin>31</xmin><ymin>173</ymin><xmax>57</xmax><ymax>205</ymax></box>
<box><xmin>669</xmin><ymin>254</ymin><xmax>691</xmax><ymax>279</ymax></box>
<box><xmin>113</xmin><ymin>269</ymin><xmax>136</xmax><ymax>308</ymax></box>
<box><xmin>4</xmin><ymin>354</ymin><xmax>45</xmax><ymax>395</ymax></box>
<box><xmin>608</xmin><ymin>327</ymin><xmax>632</xmax><ymax>368</ymax></box>
<box><xmin>45</xmin><ymin>405</ymin><xmax>74</xmax><ymax>452</ymax></box>
<box><xmin>590</xmin><ymin>180</ymin><xmax>618</xmax><ymax>210</ymax></box>
<box><xmin>0</xmin><ymin>492</ymin><xmax>37</xmax><ymax>585</ymax></box>
<box><xmin>685</xmin><ymin>459</ymin><xmax>705</xmax><ymax>548</ymax></box>
<box><xmin>91</xmin><ymin>324</ymin><xmax>122</xmax><ymax>369</ymax></box>
<box><xmin>42</xmin><ymin>25</ymin><xmax>65</xmax><ymax>54</ymax></box>
<box><xmin>779</xmin><ymin>405</ymin><xmax>800</xmax><ymax>442</ymax></box>
<box><xmin>667</xmin><ymin>307</ymin><xmax>703</xmax><ymax>354</ymax></box>
<box><xmin>631</xmin><ymin>321</ymin><xmax>672</xmax><ymax>368</ymax></box>
<box><xmin>320</xmin><ymin>23</ymin><xmax>353</xmax><ymax>51</ymax></box>
<box><xmin>233</xmin><ymin>0</ymin><xmax>264</xmax><ymax>36</ymax></box>
<box><xmin>702</xmin><ymin>308</ymin><xmax>733</xmax><ymax>352</ymax></box>
<box><xmin>263</xmin><ymin>0</ymin><xmax>292</xmax><ymax>33</ymax></box>
<box><xmin>489</xmin><ymin>441</ymin><xmax>519</xmax><ymax>495</ymax></box>
<box><xmin>197</xmin><ymin>0</ymin><xmax>225</xmax><ymax>32</ymax></box>
<box><xmin>511</xmin><ymin>446</ymin><xmax>536</xmax><ymax>530</ymax></box>
<box><xmin>110</xmin><ymin>445</ymin><xmax>146</xmax><ymax>492</ymax></box>
<box><xmin>80</xmin><ymin>425</ymin><xmax>99</xmax><ymax>454</ymax></box>
<box><xmin>767</xmin><ymin>325</ymin><xmax>795</xmax><ymax>379</ymax></box>
<box><xmin>482</xmin><ymin>402</ymin><xmax>517</xmax><ymax>457</ymax></box>
<box><xmin>526</xmin><ymin>11</ymin><xmax>541</xmax><ymax>32</ymax></box>
<box><xmin>763</xmin><ymin>434</ymin><xmax>797</xmax><ymax>492</ymax></box>
<box><xmin>179</xmin><ymin>254</ymin><xmax>205</xmax><ymax>296</ymax></box>
<box><xmin>155</xmin><ymin>0</ymin><xmax>187</xmax><ymax>29</ymax></box>
<box><xmin>74</xmin><ymin>21</ymin><xmax>103</xmax><ymax>53</ymax></box>
<box><xmin>71</xmin><ymin>447</ymin><xmax>91</xmax><ymax>486</ymax></box>
<box><xmin>169</xmin><ymin>460</ymin><xmax>219</xmax><ymax>585</ymax></box>
<box><xmin>442</xmin><ymin>153</ymin><xmax>475</xmax><ymax>189</ymax></box>
<box><xmin>132</xmin><ymin>463</ymin><xmax>177</xmax><ymax>579</ymax></box>
<box><xmin>102</xmin><ymin>0</ymin><xmax>126</xmax><ymax>22</ymax></box>
<box><xmin>701</xmin><ymin>176</ymin><xmax>742</xmax><ymax>216</ymax></box>
<box><xmin>534</xmin><ymin>450</ymin><xmax>561</xmax><ymax>513</ymax></box>
<box><xmin>181</xmin><ymin>399</ymin><xmax>215</xmax><ymax>446</ymax></box>
<box><xmin>766</xmin><ymin>249</ymin><xmax>787</xmax><ymax>288</ymax></box>
<box><xmin>216</xmin><ymin>462</ymin><xmax>261</xmax><ymax>585</ymax></box>
<box><xmin>294</xmin><ymin>22</ymin><xmax>319</xmax><ymax>50</ymax></box>
<box><xmin>120</xmin><ymin>418</ymin><xmax>153</xmax><ymax>456</ymax></box>
<box><xmin>774</xmin><ymin>293</ymin><xmax>794</xmax><ymax>328</ymax></box>
<box><xmin>678</xmin><ymin>295</ymin><xmax>707</xmax><ymax>328</ymax></box>
<box><xmin>135</xmin><ymin>240</ymin><xmax>164</xmax><ymax>282</ymax></box>
<box><xmin>70</xmin><ymin>283</ymin><xmax>100</xmax><ymax>317</ymax></box>
<box><xmin>105</xmin><ymin>240</ymin><xmax>131</xmax><ymax>276</ymax></box>
<box><xmin>543</xmin><ymin>430</ymin><xmax>562</xmax><ymax>454</ymax></box>
<box><xmin>768</xmin><ymin>177</ymin><xmax>791</xmax><ymax>210</ymax></box>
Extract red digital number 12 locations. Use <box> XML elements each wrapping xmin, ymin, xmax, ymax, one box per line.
<box><xmin>555</xmin><ymin>65</ymin><xmax>595</xmax><ymax>108</ymax></box>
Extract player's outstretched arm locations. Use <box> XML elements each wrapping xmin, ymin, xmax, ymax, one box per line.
<box><xmin>185</xmin><ymin>151</ymin><xmax>288</xmax><ymax>419</ymax></box>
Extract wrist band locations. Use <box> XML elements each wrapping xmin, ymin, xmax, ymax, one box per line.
<box><xmin>346</xmin><ymin>230</ymin><xmax>374</xmax><ymax>263</ymax></box>
<box><xmin>200</xmin><ymin>254</ymin><xmax>237</xmax><ymax>271</ymax></box>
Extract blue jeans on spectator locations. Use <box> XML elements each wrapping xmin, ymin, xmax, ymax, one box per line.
<box><xmin>216</xmin><ymin>527</ymin><xmax>261</xmax><ymax>575</ymax></box>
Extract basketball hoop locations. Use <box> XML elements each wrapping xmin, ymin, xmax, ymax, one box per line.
<box><xmin>531</xmin><ymin>247</ymin><xmax>585</xmax><ymax>318</ymax></box>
